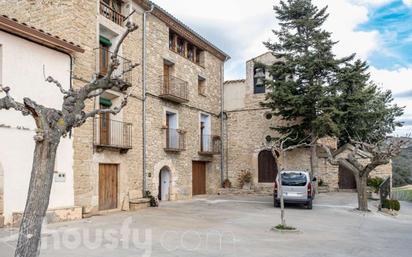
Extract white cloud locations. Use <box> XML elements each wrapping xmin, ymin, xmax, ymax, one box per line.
<box><xmin>403</xmin><ymin>0</ymin><xmax>412</xmax><ymax>7</ymax></box>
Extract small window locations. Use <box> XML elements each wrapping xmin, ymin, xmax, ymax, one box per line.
<box><xmin>169</xmin><ymin>32</ymin><xmax>176</xmax><ymax>50</ymax></box>
<box><xmin>265</xmin><ymin>112</ymin><xmax>272</xmax><ymax>120</ymax></box>
<box><xmin>198</xmin><ymin>77</ymin><xmax>206</xmax><ymax>96</ymax></box>
<box><xmin>177</xmin><ymin>37</ymin><xmax>185</xmax><ymax>56</ymax></box>
<box><xmin>265</xmin><ymin>135</ymin><xmax>272</xmax><ymax>142</ymax></box>
<box><xmin>254</xmin><ymin>67</ymin><xmax>266</xmax><ymax>94</ymax></box>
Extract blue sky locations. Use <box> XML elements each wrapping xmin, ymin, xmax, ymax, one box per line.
<box><xmin>155</xmin><ymin>0</ymin><xmax>412</xmax><ymax>135</ymax></box>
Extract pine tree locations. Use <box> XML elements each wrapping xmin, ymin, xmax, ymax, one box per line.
<box><xmin>263</xmin><ymin>0</ymin><xmax>351</xmax><ymax>175</ymax></box>
<box><xmin>335</xmin><ymin>60</ymin><xmax>404</xmax><ymax>146</ymax></box>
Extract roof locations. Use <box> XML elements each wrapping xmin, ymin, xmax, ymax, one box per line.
<box><xmin>0</xmin><ymin>15</ymin><xmax>84</xmax><ymax>54</ymax></box>
<box><xmin>135</xmin><ymin>0</ymin><xmax>230</xmax><ymax>61</ymax></box>
<box><xmin>224</xmin><ymin>79</ymin><xmax>246</xmax><ymax>85</ymax></box>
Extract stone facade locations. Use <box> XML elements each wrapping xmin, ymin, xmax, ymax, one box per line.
<box><xmin>1</xmin><ymin>0</ymin><xmax>226</xmax><ymax>216</ymax></box>
<box><xmin>224</xmin><ymin>52</ymin><xmax>392</xmax><ymax>192</ymax></box>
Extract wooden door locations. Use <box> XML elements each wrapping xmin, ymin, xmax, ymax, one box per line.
<box><xmin>192</xmin><ymin>161</ymin><xmax>206</xmax><ymax>195</ymax></box>
<box><xmin>99</xmin><ymin>104</ymin><xmax>110</xmax><ymax>145</ymax></box>
<box><xmin>99</xmin><ymin>45</ymin><xmax>109</xmax><ymax>76</ymax></box>
<box><xmin>338</xmin><ymin>165</ymin><xmax>357</xmax><ymax>190</ymax></box>
<box><xmin>258</xmin><ymin>150</ymin><xmax>278</xmax><ymax>183</ymax></box>
<box><xmin>163</xmin><ymin>64</ymin><xmax>170</xmax><ymax>93</ymax></box>
<box><xmin>99</xmin><ymin>164</ymin><xmax>118</xmax><ymax>210</ymax></box>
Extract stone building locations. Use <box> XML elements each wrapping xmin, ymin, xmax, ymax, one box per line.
<box><xmin>223</xmin><ymin>52</ymin><xmax>392</xmax><ymax>192</ymax></box>
<box><xmin>0</xmin><ymin>0</ymin><xmax>228</xmax><ymax>222</ymax></box>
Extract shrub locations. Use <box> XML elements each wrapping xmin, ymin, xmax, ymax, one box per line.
<box><xmin>238</xmin><ymin>170</ymin><xmax>253</xmax><ymax>187</ymax></box>
<box><xmin>222</xmin><ymin>179</ymin><xmax>232</xmax><ymax>188</ymax></box>
<box><xmin>318</xmin><ymin>178</ymin><xmax>324</xmax><ymax>187</ymax></box>
<box><xmin>382</xmin><ymin>199</ymin><xmax>401</xmax><ymax>211</ymax></box>
<box><xmin>367</xmin><ymin>177</ymin><xmax>384</xmax><ymax>193</ymax></box>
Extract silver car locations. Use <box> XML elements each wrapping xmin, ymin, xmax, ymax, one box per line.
<box><xmin>273</xmin><ymin>170</ymin><xmax>316</xmax><ymax>209</ymax></box>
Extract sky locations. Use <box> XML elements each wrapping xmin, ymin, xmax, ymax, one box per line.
<box><xmin>154</xmin><ymin>0</ymin><xmax>412</xmax><ymax>136</ymax></box>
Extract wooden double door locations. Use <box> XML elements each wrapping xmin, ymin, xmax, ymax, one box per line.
<box><xmin>192</xmin><ymin>161</ymin><xmax>206</xmax><ymax>195</ymax></box>
<box><xmin>99</xmin><ymin>164</ymin><xmax>118</xmax><ymax>211</ymax></box>
<box><xmin>338</xmin><ymin>165</ymin><xmax>357</xmax><ymax>190</ymax></box>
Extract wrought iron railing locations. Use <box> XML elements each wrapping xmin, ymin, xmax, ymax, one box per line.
<box><xmin>159</xmin><ymin>75</ymin><xmax>189</xmax><ymax>102</ymax></box>
<box><xmin>200</xmin><ymin>134</ymin><xmax>221</xmax><ymax>154</ymax></box>
<box><xmin>164</xmin><ymin>128</ymin><xmax>185</xmax><ymax>151</ymax></box>
<box><xmin>96</xmin><ymin>47</ymin><xmax>132</xmax><ymax>85</ymax></box>
<box><xmin>93</xmin><ymin>117</ymin><xmax>132</xmax><ymax>149</ymax></box>
<box><xmin>99</xmin><ymin>1</ymin><xmax>125</xmax><ymax>26</ymax></box>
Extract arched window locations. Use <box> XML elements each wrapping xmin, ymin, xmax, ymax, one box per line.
<box><xmin>258</xmin><ymin>150</ymin><xmax>278</xmax><ymax>183</ymax></box>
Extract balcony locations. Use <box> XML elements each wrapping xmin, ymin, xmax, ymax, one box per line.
<box><xmin>96</xmin><ymin>47</ymin><xmax>132</xmax><ymax>86</ymax></box>
<box><xmin>159</xmin><ymin>75</ymin><xmax>189</xmax><ymax>103</ymax></box>
<box><xmin>93</xmin><ymin>117</ymin><xmax>132</xmax><ymax>153</ymax></box>
<box><xmin>164</xmin><ymin>128</ymin><xmax>186</xmax><ymax>152</ymax></box>
<box><xmin>199</xmin><ymin>135</ymin><xmax>221</xmax><ymax>156</ymax></box>
<box><xmin>99</xmin><ymin>1</ymin><xmax>125</xmax><ymax>26</ymax></box>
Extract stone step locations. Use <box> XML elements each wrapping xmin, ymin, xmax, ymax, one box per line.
<box><xmin>0</xmin><ymin>215</ymin><xmax>4</xmax><ymax>228</ymax></box>
<box><xmin>129</xmin><ymin>198</ymin><xmax>151</xmax><ymax>211</ymax></box>
<box><xmin>12</xmin><ymin>206</ymin><xmax>82</xmax><ymax>227</ymax></box>
<box><xmin>217</xmin><ymin>188</ymin><xmax>255</xmax><ymax>195</ymax></box>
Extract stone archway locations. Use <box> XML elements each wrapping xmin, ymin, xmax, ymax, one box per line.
<box><xmin>158</xmin><ymin>166</ymin><xmax>171</xmax><ymax>201</ymax></box>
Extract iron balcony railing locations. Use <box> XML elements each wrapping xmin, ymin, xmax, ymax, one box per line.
<box><xmin>164</xmin><ymin>128</ymin><xmax>185</xmax><ymax>151</ymax></box>
<box><xmin>96</xmin><ymin>47</ymin><xmax>132</xmax><ymax>85</ymax></box>
<box><xmin>99</xmin><ymin>1</ymin><xmax>125</xmax><ymax>26</ymax></box>
<box><xmin>93</xmin><ymin>117</ymin><xmax>132</xmax><ymax>150</ymax></box>
<box><xmin>199</xmin><ymin>134</ymin><xmax>221</xmax><ymax>155</ymax></box>
<box><xmin>159</xmin><ymin>75</ymin><xmax>189</xmax><ymax>103</ymax></box>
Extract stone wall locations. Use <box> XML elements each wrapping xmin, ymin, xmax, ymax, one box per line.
<box><xmin>0</xmin><ymin>161</ymin><xmax>3</xmax><ymax>215</ymax></box>
<box><xmin>144</xmin><ymin>13</ymin><xmax>223</xmax><ymax>199</ymax></box>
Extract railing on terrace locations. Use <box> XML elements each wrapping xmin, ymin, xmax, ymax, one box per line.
<box><xmin>164</xmin><ymin>128</ymin><xmax>185</xmax><ymax>152</ymax></box>
<box><xmin>93</xmin><ymin>117</ymin><xmax>132</xmax><ymax>151</ymax></box>
<box><xmin>99</xmin><ymin>1</ymin><xmax>125</xmax><ymax>26</ymax></box>
<box><xmin>96</xmin><ymin>47</ymin><xmax>132</xmax><ymax>85</ymax></box>
<box><xmin>159</xmin><ymin>75</ymin><xmax>189</xmax><ymax>103</ymax></box>
<box><xmin>199</xmin><ymin>135</ymin><xmax>221</xmax><ymax>155</ymax></box>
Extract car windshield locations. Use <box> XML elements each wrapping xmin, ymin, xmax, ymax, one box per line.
<box><xmin>281</xmin><ymin>172</ymin><xmax>307</xmax><ymax>186</ymax></box>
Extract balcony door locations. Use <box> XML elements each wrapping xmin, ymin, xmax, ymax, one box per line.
<box><xmin>100</xmin><ymin>103</ymin><xmax>111</xmax><ymax>145</ymax></box>
<box><xmin>200</xmin><ymin>114</ymin><xmax>211</xmax><ymax>152</ymax></box>
<box><xmin>163</xmin><ymin>63</ymin><xmax>170</xmax><ymax>93</ymax></box>
<box><xmin>166</xmin><ymin>112</ymin><xmax>178</xmax><ymax>149</ymax></box>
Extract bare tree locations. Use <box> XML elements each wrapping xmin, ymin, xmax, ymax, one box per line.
<box><xmin>0</xmin><ymin>22</ymin><xmax>138</xmax><ymax>257</ymax></box>
<box><xmin>319</xmin><ymin>138</ymin><xmax>407</xmax><ymax>212</ymax></box>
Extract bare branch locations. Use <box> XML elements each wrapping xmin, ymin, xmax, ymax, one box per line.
<box><xmin>106</xmin><ymin>22</ymin><xmax>139</xmax><ymax>78</ymax></box>
<box><xmin>45</xmin><ymin>76</ymin><xmax>69</xmax><ymax>95</ymax></box>
<box><xmin>0</xmin><ymin>84</ymin><xmax>30</xmax><ymax>116</ymax></box>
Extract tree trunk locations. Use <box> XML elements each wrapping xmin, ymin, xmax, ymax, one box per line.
<box><xmin>15</xmin><ymin>138</ymin><xmax>60</xmax><ymax>257</ymax></box>
<box><xmin>310</xmin><ymin>144</ymin><xmax>318</xmax><ymax>177</ymax></box>
<box><xmin>356</xmin><ymin>175</ymin><xmax>369</xmax><ymax>211</ymax></box>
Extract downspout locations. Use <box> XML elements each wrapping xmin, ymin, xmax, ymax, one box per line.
<box><xmin>142</xmin><ymin>4</ymin><xmax>154</xmax><ymax>197</ymax></box>
<box><xmin>220</xmin><ymin>57</ymin><xmax>229</xmax><ymax>186</ymax></box>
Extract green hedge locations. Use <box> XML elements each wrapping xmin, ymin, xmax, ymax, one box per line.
<box><xmin>382</xmin><ymin>199</ymin><xmax>401</xmax><ymax>211</ymax></box>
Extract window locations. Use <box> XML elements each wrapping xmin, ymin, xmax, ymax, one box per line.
<box><xmin>265</xmin><ymin>112</ymin><xmax>272</xmax><ymax>120</ymax></box>
<box><xmin>169</xmin><ymin>30</ymin><xmax>204</xmax><ymax>66</ymax></box>
<box><xmin>198</xmin><ymin>76</ymin><xmax>206</xmax><ymax>96</ymax></box>
<box><xmin>253</xmin><ymin>67</ymin><xmax>266</xmax><ymax>94</ymax></box>
<box><xmin>281</xmin><ymin>172</ymin><xmax>307</xmax><ymax>186</ymax></box>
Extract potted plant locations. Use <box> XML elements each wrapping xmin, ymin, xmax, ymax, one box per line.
<box><xmin>222</xmin><ymin>179</ymin><xmax>232</xmax><ymax>189</ymax></box>
<box><xmin>238</xmin><ymin>170</ymin><xmax>253</xmax><ymax>190</ymax></box>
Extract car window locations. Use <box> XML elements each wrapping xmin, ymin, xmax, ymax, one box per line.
<box><xmin>281</xmin><ymin>172</ymin><xmax>307</xmax><ymax>186</ymax></box>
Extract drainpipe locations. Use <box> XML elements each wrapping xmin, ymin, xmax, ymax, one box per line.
<box><xmin>142</xmin><ymin>4</ymin><xmax>154</xmax><ymax>197</ymax></box>
<box><xmin>220</xmin><ymin>57</ymin><xmax>229</xmax><ymax>186</ymax></box>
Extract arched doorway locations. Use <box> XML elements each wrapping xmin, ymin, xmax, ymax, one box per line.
<box><xmin>338</xmin><ymin>165</ymin><xmax>357</xmax><ymax>190</ymax></box>
<box><xmin>258</xmin><ymin>150</ymin><xmax>278</xmax><ymax>183</ymax></box>
<box><xmin>158</xmin><ymin>167</ymin><xmax>171</xmax><ymax>201</ymax></box>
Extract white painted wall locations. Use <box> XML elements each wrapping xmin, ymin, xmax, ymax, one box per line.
<box><xmin>0</xmin><ymin>31</ymin><xmax>74</xmax><ymax>223</ymax></box>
